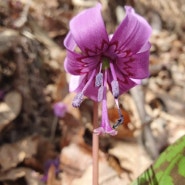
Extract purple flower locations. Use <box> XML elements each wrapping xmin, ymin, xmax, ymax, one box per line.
<box><xmin>53</xmin><ymin>102</ymin><xmax>67</xmax><ymax>118</ymax></box>
<box><xmin>64</xmin><ymin>3</ymin><xmax>152</xmax><ymax>135</ymax></box>
<box><xmin>41</xmin><ymin>158</ymin><xmax>60</xmax><ymax>182</ymax></box>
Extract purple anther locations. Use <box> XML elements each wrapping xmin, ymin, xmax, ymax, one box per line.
<box><xmin>111</xmin><ymin>80</ymin><xmax>119</xmax><ymax>98</ymax></box>
<box><xmin>95</xmin><ymin>72</ymin><xmax>103</xmax><ymax>87</ymax></box>
<box><xmin>72</xmin><ymin>92</ymin><xmax>84</xmax><ymax>107</ymax></box>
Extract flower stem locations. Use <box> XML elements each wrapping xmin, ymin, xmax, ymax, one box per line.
<box><xmin>92</xmin><ymin>101</ymin><xmax>99</xmax><ymax>185</ymax></box>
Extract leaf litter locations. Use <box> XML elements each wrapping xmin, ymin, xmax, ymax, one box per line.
<box><xmin>0</xmin><ymin>0</ymin><xmax>185</xmax><ymax>184</ymax></box>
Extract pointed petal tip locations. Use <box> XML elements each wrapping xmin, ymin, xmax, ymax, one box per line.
<box><xmin>108</xmin><ymin>130</ymin><xmax>118</xmax><ymax>136</ymax></box>
<box><xmin>124</xmin><ymin>5</ymin><xmax>135</xmax><ymax>13</ymax></box>
<box><xmin>69</xmin><ymin>1</ymin><xmax>108</xmax><ymax>55</ymax></box>
<box><xmin>93</xmin><ymin>127</ymin><xmax>118</xmax><ymax>136</ymax></box>
<box><xmin>93</xmin><ymin>127</ymin><xmax>104</xmax><ymax>135</ymax></box>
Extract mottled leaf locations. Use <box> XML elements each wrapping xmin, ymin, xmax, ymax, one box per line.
<box><xmin>131</xmin><ymin>135</ymin><xmax>185</xmax><ymax>185</ymax></box>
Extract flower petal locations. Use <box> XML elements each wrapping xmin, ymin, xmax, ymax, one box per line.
<box><xmin>69</xmin><ymin>74</ymin><xmax>84</xmax><ymax>92</ymax></box>
<box><xmin>110</xmin><ymin>6</ymin><xmax>152</xmax><ymax>54</ymax></box>
<box><xmin>64</xmin><ymin>32</ymin><xmax>76</xmax><ymax>51</ymax></box>
<box><xmin>94</xmin><ymin>127</ymin><xmax>117</xmax><ymax>136</ymax></box>
<box><xmin>69</xmin><ymin>3</ymin><xmax>109</xmax><ymax>55</ymax></box>
<box><xmin>64</xmin><ymin>51</ymin><xmax>100</xmax><ymax>75</ymax></box>
<box><xmin>69</xmin><ymin>72</ymin><xmax>99</xmax><ymax>101</ymax></box>
<box><xmin>107</xmin><ymin>66</ymin><xmax>139</xmax><ymax>95</ymax></box>
<box><xmin>116</xmin><ymin>42</ymin><xmax>151</xmax><ymax>79</ymax></box>
<box><xmin>83</xmin><ymin>75</ymin><xmax>99</xmax><ymax>101</ymax></box>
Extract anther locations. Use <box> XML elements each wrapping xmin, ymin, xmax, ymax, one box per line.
<box><xmin>111</xmin><ymin>80</ymin><xmax>119</xmax><ymax>98</ymax></box>
<box><xmin>72</xmin><ymin>92</ymin><xmax>84</xmax><ymax>108</ymax></box>
<box><xmin>95</xmin><ymin>72</ymin><xmax>103</xmax><ymax>87</ymax></box>
<box><xmin>113</xmin><ymin>114</ymin><xmax>124</xmax><ymax>129</ymax></box>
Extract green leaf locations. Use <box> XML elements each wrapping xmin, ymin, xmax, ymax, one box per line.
<box><xmin>131</xmin><ymin>135</ymin><xmax>185</xmax><ymax>185</ymax></box>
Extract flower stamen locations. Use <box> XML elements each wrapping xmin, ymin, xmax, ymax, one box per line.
<box><xmin>112</xmin><ymin>98</ymin><xmax>124</xmax><ymax>129</ymax></box>
<box><xmin>72</xmin><ymin>92</ymin><xmax>84</xmax><ymax>107</ymax></box>
<box><xmin>111</xmin><ymin>80</ymin><xmax>119</xmax><ymax>98</ymax></box>
<box><xmin>95</xmin><ymin>72</ymin><xmax>103</xmax><ymax>87</ymax></box>
<box><xmin>94</xmin><ymin>70</ymin><xmax>117</xmax><ymax>135</ymax></box>
<box><xmin>110</xmin><ymin>63</ymin><xmax>119</xmax><ymax>98</ymax></box>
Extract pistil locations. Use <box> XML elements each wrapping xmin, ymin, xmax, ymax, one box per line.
<box><xmin>94</xmin><ymin>70</ymin><xmax>117</xmax><ymax>135</ymax></box>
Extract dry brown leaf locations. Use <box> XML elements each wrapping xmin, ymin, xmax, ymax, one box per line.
<box><xmin>109</xmin><ymin>140</ymin><xmax>153</xmax><ymax>182</ymax></box>
<box><xmin>0</xmin><ymin>167</ymin><xmax>44</xmax><ymax>185</ymax></box>
<box><xmin>60</xmin><ymin>142</ymin><xmax>127</xmax><ymax>185</ymax></box>
<box><xmin>71</xmin><ymin>160</ymin><xmax>125</xmax><ymax>185</ymax></box>
<box><xmin>0</xmin><ymin>135</ymin><xmax>39</xmax><ymax>171</ymax></box>
<box><xmin>0</xmin><ymin>29</ymin><xmax>20</xmax><ymax>53</ymax></box>
<box><xmin>60</xmin><ymin>143</ymin><xmax>92</xmax><ymax>185</ymax></box>
<box><xmin>60</xmin><ymin>143</ymin><xmax>92</xmax><ymax>178</ymax></box>
<box><xmin>0</xmin><ymin>167</ymin><xmax>28</xmax><ymax>181</ymax></box>
<box><xmin>0</xmin><ymin>91</ymin><xmax>22</xmax><ymax>132</ymax></box>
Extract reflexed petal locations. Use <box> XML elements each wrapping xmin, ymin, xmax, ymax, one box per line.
<box><xmin>83</xmin><ymin>75</ymin><xmax>99</xmax><ymax>101</ymax></box>
<box><xmin>107</xmin><ymin>67</ymin><xmax>138</xmax><ymax>95</ymax></box>
<box><xmin>69</xmin><ymin>72</ymin><xmax>99</xmax><ymax>101</ymax></box>
<box><xmin>94</xmin><ymin>127</ymin><xmax>104</xmax><ymax>135</ymax></box>
<box><xmin>117</xmin><ymin>76</ymin><xmax>139</xmax><ymax>95</ymax></box>
<box><xmin>94</xmin><ymin>127</ymin><xmax>117</xmax><ymax>136</ymax></box>
<box><xmin>64</xmin><ymin>32</ymin><xmax>76</xmax><ymax>51</ymax></box>
<box><xmin>64</xmin><ymin>51</ymin><xmax>100</xmax><ymax>75</ymax></box>
<box><xmin>110</xmin><ymin>6</ymin><xmax>152</xmax><ymax>54</ymax></box>
<box><xmin>116</xmin><ymin>42</ymin><xmax>151</xmax><ymax>79</ymax></box>
<box><xmin>69</xmin><ymin>74</ymin><xmax>85</xmax><ymax>92</ymax></box>
<box><xmin>130</xmin><ymin>78</ymin><xmax>141</xmax><ymax>84</ymax></box>
<box><xmin>69</xmin><ymin>3</ymin><xmax>109</xmax><ymax>55</ymax></box>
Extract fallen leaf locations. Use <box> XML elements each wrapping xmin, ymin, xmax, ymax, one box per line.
<box><xmin>60</xmin><ymin>143</ymin><xmax>92</xmax><ymax>178</ymax></box>
<box><xmin>0</xmin><ymin>91</ymin><xmax>22</xmax><ymax>132</ymax></box>
<box><xmin>0</xmin><ymin>167</ymin><xmax>45</xmax><ymax>185</ymax></box>
<box><xmin>71</xmin><ymin>159</ymin><xmax>125</xmax><ymax>185</ymax></box>
<box><xmin>109</xmin><ymin>140</ymin><xmax>153</xmax><ymax>183</ymax></box>
<box><xmin>0</xmin><ymin>135</ymin><xmax>38</xmax><ymax>171</ymax></box>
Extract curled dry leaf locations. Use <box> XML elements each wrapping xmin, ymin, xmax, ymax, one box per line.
<box><xmin>109</xmin><ymin>140</ymin><xmax>153</xmax><ymax>182</ymax></box>
<box><xmin>71</xmin><ymin>160</ymin><xmax>125</xmax><ymax>185</ymax></box>
<box><xmin>60</xmin><ymin>143</ymin><xmax>92</xmax><ymax>178</ymax></box>
<box><xmin>0</xmin><ymin>135</ymin><xmax>39</xmax><ymax>172</ymax></box>
<box><xmin>0</xmin><ymin>167</ymin><xmax>45</xmax><ymax>185</ymax></box>
<box><xmin>0</xmin><ymin>29</ymin><xmax>19</xmax><ymax>53</ymax></box>
<box><xmin>0</xmin><ymin>167</ymin><xmax>28</xmax><ymax>181</ymax></box>
<box><xmin>0</xmin><ymin>91</ymin><xmax>22</xmax><ymax>132</ymax></box>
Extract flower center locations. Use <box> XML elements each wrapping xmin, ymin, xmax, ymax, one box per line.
<box><xmin>102</xmin><ymin>57</ymin><xmax>110</xmax><ymax>70</ymax></box>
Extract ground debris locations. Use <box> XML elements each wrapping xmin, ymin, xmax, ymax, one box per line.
<box><xmin>0</xmin><ymin>0</ymin><xmax>185</xmax><ymax>185</ymax></box>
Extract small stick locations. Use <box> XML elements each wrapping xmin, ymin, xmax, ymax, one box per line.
<box><xmin>131</xmin><ymin>86</ymin><xmax>158</xmax><ymax>159</ymax></box>
<box><xmin>92</xmin><ymin>102</ymin><xmax>99</xmax><ymax>185</ymax></box>
<box><xmin>50</xmin><ymin>116</ymin><xmax>58</xmax><ymax>141</ymax></box>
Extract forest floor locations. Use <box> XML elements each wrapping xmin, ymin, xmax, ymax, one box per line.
<box><xmin>0</xmin><ymin>0</ymin><xmax>185</xmax><ymax>185</ymax></box>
